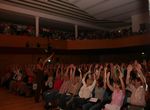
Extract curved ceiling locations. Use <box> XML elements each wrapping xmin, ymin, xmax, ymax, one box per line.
<box><xmin>67</xmin><ymin>0</ymin><xmax>148</xmax><ymax>21</ymax></box>
<box><xmin>0</xmin><ymin>0</ymin><xmax>149</xmax><ymax>29</ymax></box>
<box><xmin>65</xmin><ymin>0</ymin><xmax>149</xmax><ymax>28</ymax></box>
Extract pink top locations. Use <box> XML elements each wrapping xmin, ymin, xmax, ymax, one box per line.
<box><xmin>111</xmin><ymin>89</ymin><xmax>125</xmax><ymax>107</ymax></box>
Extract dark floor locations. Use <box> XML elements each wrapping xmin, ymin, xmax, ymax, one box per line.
<box><xmin>0</xmin><ymin>88</ymin><xmax>46</xmax><ymax>110</ymax></box>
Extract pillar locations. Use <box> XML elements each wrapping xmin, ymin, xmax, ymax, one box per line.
<box><xmin>75</xmin><ymin>24</ymin><xmax>78</xmax><ymax>39</ymax></box>
<box><xmin>35</xmin><ymin>16</ymin><xmax>39</xmax><ymax>37</ymax></box>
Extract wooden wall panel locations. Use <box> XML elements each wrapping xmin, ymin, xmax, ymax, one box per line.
<box><xmin>0</xmin><ymin>33</ymin><xmax>149</xmax><ymax>49</ymax></box>
<box><xmin>0</xmin><ymin>35</ymin><xmax>67</xmax><ymax>49</ymax></box>
<box><xmin>67</xmin><ymin>33</ymin><xmax>150</xmax><ymax>49</ymax></box>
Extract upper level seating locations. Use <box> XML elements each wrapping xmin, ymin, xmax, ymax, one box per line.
<box><xmin>1</xmin><ymin>22</ymin><xmax>148</xmax><ymax>40</ymax></box>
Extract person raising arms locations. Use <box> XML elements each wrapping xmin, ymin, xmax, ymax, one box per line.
<box><xmin>104</xmin><ymin>65</ymin><xmax>125</xmax><ymax>110</ymax></box>
<box><xmin>126</xmin><ymin>62</ymin><xmax>146</xmax><ymax>109</ymax></box>
<box><xmin>34</xmin><ymin>52</ymin><xmax>54</xmax><ymax>103</ymax></box>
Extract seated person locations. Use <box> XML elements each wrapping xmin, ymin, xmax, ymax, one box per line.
<box><xmin>103</xmin><ymin>65</ymin><xmax>125</xmax><ymax>110</ymax></box>
<box><xmin>58</xmin><ymin>65</ymin><xmax>82</xmax><ymax>109</ymax></box>
<box><xmin>66</xmin><ymin>64</ymin><xmax>97</xmax><ymax>110</ymax></box>
<box><xmin>126</xmin><ymin>63</ymin><xmax>146</xmax><ymax>110</ymax></box>
<box><xmin>82</xmin><ymin>65</ymin><xmax>106</xmax><ymax>110</ymax></box>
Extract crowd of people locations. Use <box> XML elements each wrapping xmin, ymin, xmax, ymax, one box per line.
<box><xmin>0</xmin><ymin>64</ymin><xmax>35</xmax><ymax>96</ymax></box>
<box><xmin>41</xmin><ymin>59</ymin><xmax>150</xmax><ymax>110</ymax></box>
<box><xmin>0</xmin><ymin>23</ymin><xmax>35</xmax><ymax>36</ymax></box>
<box><xmin>0</xmin><ymin>56</ymin><xmax>150</xmax><ymax>110</ymax></box>
<box><xmin>0</xmin><ymin>22</ymin><xmax>140</xmax><ymax>40</ymax></box>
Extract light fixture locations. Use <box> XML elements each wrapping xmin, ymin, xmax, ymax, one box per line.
<box><xmin>141</xmin><ymin>52</ymin><xmax>145</xmax><ymax>55</ymax></box>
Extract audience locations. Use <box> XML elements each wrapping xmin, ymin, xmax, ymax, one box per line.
<box><xmin>0</xmin><ymin>59</ymin><xmax>150</xmax><ymax>110</ymax></box>
<box><xmin>0</xmin><ymin>22</ymin><xmax>147</xmax><ymax>40</ymax></box>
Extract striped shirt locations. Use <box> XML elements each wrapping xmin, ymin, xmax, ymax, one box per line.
<box><xmin>59</xmin><ymin>80</ymin><xmax>71</xmax><ymax>94</ymax></box>
<box><xmin>67</xmin><ymin>81</ymin><xmax>81</xmax><ymax>95</ymax></box>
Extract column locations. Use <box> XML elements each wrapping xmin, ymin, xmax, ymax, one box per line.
<box><xmin>149</xmin><ymin>0</ymin><xmax>150</xmax><ymax>12</ymax></box>
<box><xmin>35</xmin><ymin>16</ymin><xmax>39</xmax><ymax>37</ymax></box>
<box><xmin>75</xmin><ymin>24</ymin><xmax>78</xmax><ymax>39</ymax></box>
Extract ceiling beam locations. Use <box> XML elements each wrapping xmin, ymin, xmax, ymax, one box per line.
<box><xmin>0</xmin><ymin>3</ymin><xmax>108</xmax><ymax>30</ymax></box>
<box><xmin>92</xmin><ymin>0</ymin><xmax>137</xmax><ymax>16</ymax></box>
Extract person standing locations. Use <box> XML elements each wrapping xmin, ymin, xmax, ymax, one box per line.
<box><xmin>34</xmin><ymin>53</ymin><xmax>54</xmax><ymax>103</ymax></box>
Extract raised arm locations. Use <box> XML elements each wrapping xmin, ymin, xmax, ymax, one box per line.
<box><xmin>89</xmin><ymin>73</ymin><xmax>97</xmax><ymax>90</ymax></box>
<box><xmin>42</xmin><ymin>52</ymin><xmax>55</xmax><ymax>68</ymax></box>
<box><xmin>136</xmin><ymin>64</ymin><xmax>147</xmax><ymax>89</ymax></box>
<box><xmin>70</xmin><ymin>64</ymin><xmax>76</xmax><ymax>80</ymax></box>
<box><xmin>56</xmin><ymin>64</ymin><xmax>60</xmax><ymax>78</ymax></box>
<box><xmin>103</xmin><ymin>67</ymin><xmax>107</xmax><ymax>89</ymax></box>
<box><xmin>60</xmin><ymin>64</ymin><xmax>64</xmax><ymax>76</ymax></box>
<box><xmin>118</xmin><ymin>66</ymin><xmax>125</xmax><ymax>92</ymax></box>
<box><xmin>110</xmin><ymin>63</ymin><xmax>114</xmax><ymax>79</ymax></box>
<box><xmin>82</xmin><ymin>68</ymin><xmax>91</xmax><ymax>86</ymax></box>
<box><xmin>78</xmin><ymin>67</ymin><xmax>82</xmax><ymax>80</ymax></box>
<box><xmin>64</xmin><ymin>64</ymin><xmax>70</xmax><ymax>77</ymax></box>
<box><xmin>126</xmin><ymin>64</ymin><xmax>132</xmax><ymax>86</ymax></box>
<box><xmin>106</xmin><ymin>72</ymin><xmax>114</xmax><ymax>91</ymax></box>
<box><xmin>95</xmin><ymin>64</ymin><xmax>102</xmax><ymax>80</ymax></box>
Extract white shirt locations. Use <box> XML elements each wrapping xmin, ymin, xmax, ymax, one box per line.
<box><xmin>79</xmin><ymin>78</ymin><xmax>96</xmax><ymax>99</ymax></box>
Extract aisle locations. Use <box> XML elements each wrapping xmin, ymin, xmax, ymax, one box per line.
<box><xmin>0</xmin><ymin>88</ymin><xmax>44</xmax><ymax>110</ymax></box>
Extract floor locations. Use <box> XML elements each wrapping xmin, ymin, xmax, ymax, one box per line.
<box><xmin>0</xmin><ymin>88</ymin><xmax>45</xmax><ymax>110</ymax></box>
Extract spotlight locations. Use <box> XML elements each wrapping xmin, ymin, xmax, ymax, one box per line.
<box><xmin>48</xmin><ymin>59</ymin><xmax>51</xmax><ymax>62</ymax></box>
<box><xmin>141</xmin><ymin>52</ymin><xmax>145</xmax><ymax>55</ymax></box>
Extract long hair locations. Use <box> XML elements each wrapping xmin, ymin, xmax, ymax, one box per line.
<box><xmin>37</xmin><ymin>57</ymin><xmax>42</xmax><ymax>63</ymax></box>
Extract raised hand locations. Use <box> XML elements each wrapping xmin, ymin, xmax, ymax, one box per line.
<box><xmin>107</xmin><ymin>72</ymin><xmax>110</xmax><ymax>78</ymax></box>
<box><xmin>95</xmin><ymin>64</ymin><xmax>99</xmax><ymax>68</ymax></box>
<box><xmin>119</xmin><ymin>70</ymin><xmax>123</xmax><ymax>79</ymax></box>
<box><xmin>127</xmin><ymin>64</ymin><xmax>133</xmax><ymax>73</ymax></box>
<box><xmin>78</xmin><ymin>68</ymin><xmax>81</xmax><ymax>73</ymax></box>
<box><xmin>100</xmin><ymin>65</ymin><xmax>103</xmax><ymax>70</ymax></box>
<box><xmin>135</xmin><ymin>63</ymin><xmax>142</xmax><ymax>72</ymax></box>
<box><xmin>104</xmin><ymin>67</ymin><xmax>107</xmax><ymax>72</ymax></box>
<box><xmin>106</xmin><ymin>72</ymin><xmax>114</xmax><ymax>91</ymax></box>
<box><xmin>89</xmin><ymin>64</ymin><xmax>93</xmax><ymax>68</ymax></box>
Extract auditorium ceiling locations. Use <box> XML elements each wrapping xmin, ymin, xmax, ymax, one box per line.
<box><xmin>0</xmin><ymin>0</ymin><xmax>148</xmax><ymax>30</ymax></box>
